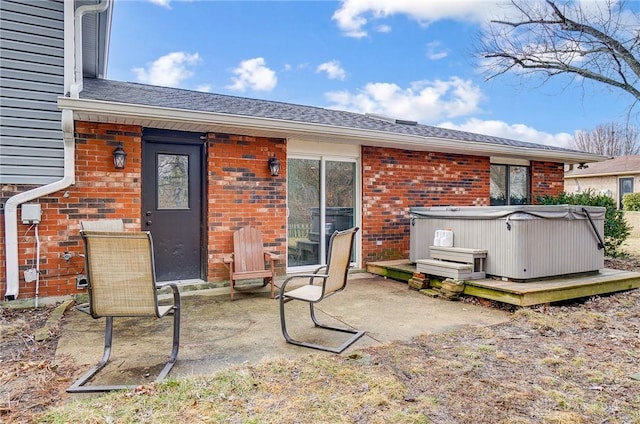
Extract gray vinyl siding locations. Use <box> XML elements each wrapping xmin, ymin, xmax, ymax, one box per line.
<box><xmin>0</xmin><ymin>0</ymin><xmax>65</xmax><ymax>185</ymax></box>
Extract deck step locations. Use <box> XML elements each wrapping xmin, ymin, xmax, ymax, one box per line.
<box><xmin>416</xmin><ymin>259</ymin><xmax>474</xmax><ymax>280</ymax></box>
<box><xmin>429</xmin><ymin>246</ymin><xmax>487</xmax><ymax>279</ymax></box>
<box><xmin>430</xmin><ymin>246</ymin><xmax>487</xmax><ymax>263</ymax></box>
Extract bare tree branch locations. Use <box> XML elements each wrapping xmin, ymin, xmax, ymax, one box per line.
<box><xmin>480</xmin><ymin>0</ymin><xmax>640</xmax><ymax>106</ymax></box>
<box><xmin>572</xmin><ymin>122</ymin><xmax>640</xmax><ymax>155</ymax></box>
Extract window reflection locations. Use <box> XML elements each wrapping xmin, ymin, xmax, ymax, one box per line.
<box><xmin>157</xmin><ymin>154</ymin><xmax>189</xmax><ymax>209</ymax></box>
<box><xmin>490</xmin><ymin>164</ymin><xmax>530</xmax><ymax>206</ymax></box>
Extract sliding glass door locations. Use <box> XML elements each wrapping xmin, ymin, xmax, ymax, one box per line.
<box><xmin>287</xmin><ymin>157</ymin><xmax>356</xmax><ymax>269</ymax></box>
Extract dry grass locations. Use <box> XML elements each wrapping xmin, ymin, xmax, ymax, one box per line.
<box><xmin>3</xmin><ymin>249</ymin><xmax>639</xmax><ymax>424</ymax></box>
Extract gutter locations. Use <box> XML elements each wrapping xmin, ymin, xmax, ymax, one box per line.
<box><xmin>3</xmin><ymin>0</ymin><xmax>110</xmax><ymax>300</ymax></box>
<box><xmin>565</xmin><ymin>171</ymin><xmax>640</xmax><ymax>178</ymax></box>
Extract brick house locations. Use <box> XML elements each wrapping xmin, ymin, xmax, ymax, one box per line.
<box><xmin>1</xmin><ymin>0</ymin><xmax>604</xmax><ymax>301</ymax></box>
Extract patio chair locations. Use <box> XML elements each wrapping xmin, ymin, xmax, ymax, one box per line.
<box><xmin>67</xmin><ymin>231</ymin><xmax>181</xmax><ymax>393</ymax></box>
<box><xmin>279</xmin><ymin>227</ymin><xmax>364</xmax><ymax>353</ymax></box>
<box><xmin>80</xmin><ymin>219</ymin><xmax>125</xmax><ymax>231</ymax></box>
<box><xmin>223</xmin><ymin>226</ymin><xmax>280</xmax><ymax>301</ymax></box>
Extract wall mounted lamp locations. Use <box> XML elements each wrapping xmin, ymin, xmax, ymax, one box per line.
<box><xmin>268</xmin><ymin>154</ymin><xmax>280</xmax><ymax>177</ymax></box>
<box><xmin>113</xmin><ymin>143</ymin><xmax>127</xmax><ymax>169</ymax></box>
<box><xmin>577</xmin><ymin>163</ymin><xmax>588</xmax><ymax>170</ymax></box>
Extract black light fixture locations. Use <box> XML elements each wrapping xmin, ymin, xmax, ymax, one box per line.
<box><xmin>112</xmin><ymin>143</ymin><xmax>127</xmax><ymax>169</ymax></box>
<box><xmin>268</xmin><ymin>154</ymin><xmax>280</xmax><ymax>177</ymax></box>
<box><xmin>577</xmin><ymin>163</ymin><xmax>588</xmax><ymax>170</ymax></box>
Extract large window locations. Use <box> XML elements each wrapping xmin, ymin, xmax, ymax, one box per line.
<box><xmin>287</xmin><ymin>157</ymin><xmax>356</xmax><ymax>269</ymax></box>
<box><xmin>490</xmin><ymin>164</ymin><xmax>530</xmax><ymax>205</ymax></box>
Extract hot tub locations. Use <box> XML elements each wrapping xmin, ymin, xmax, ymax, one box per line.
<box><xmin>410</xmin><ymin>205</ymin><xmax>605</xmax><ymax>281</ymax></box>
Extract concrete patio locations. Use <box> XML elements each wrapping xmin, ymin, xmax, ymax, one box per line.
<box><xmin>57</xmin><ymin>273</ymin><xmax>511</xmax><ymax>389</ymax></box>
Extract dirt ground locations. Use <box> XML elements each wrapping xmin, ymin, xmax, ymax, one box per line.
<box><xmin>0</xmin><ymin>305</ymin><xmax>77</xmax><ymax>421</ymax></box>
<box><xmin>1</xmin><ymin>242</ymin><xmax>639</xmax><ymax>423</ymax></box>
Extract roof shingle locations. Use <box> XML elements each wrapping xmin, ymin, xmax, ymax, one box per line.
<box><xmin>80</xmin><ymin>78</ymin><xmax>585</xmax><ymax>155</ymax></box>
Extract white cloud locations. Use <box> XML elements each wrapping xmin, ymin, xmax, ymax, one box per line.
<box><xmin>426</xmin><ymin>41</ymin><xmax>449</xmax><ymax>60</ymax></box>
<box><xmin>227</xmin><ymin>57</ymin><xmax>277</xmax><ymax>92</ymax></box>
<box><xmin>317</xmin><ymin>60</ymin><xmax>347</xmax><ymax>81</ymax></box>
<box><xmin>332</xmin><ymin>0</ymin><xmax>505</xmax><ymax>38</ymax></box>
<box><xmin>325</xmin><ymin>77</ymin><xmax>483</xmax><ymax>122</ymax></box>
<box><xmin>195</xmin><ymin>84</ymin><xmax>211</xmax><ymax>93</ymax></box>
<box><xmin>439</xmin><ymin>118</ymin><xmax>574</xmax><ymax>147</ymax></box>
<box><xmin>148</xmin><ymin>0</ymin><xmax>171</xmax><ymax>9</ymax></box>
<box><xmin>132</xmin><ymin>52</ymin><xmax>201</xmax><ymax>87</ymax></box>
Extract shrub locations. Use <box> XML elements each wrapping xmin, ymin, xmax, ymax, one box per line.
<box><xmin>622</xmin><ymin>192</ymin><xmax>640</xmax><ymax>211</ymax></box>
<box><xmin>537</xmin><ymin>190</ymin><xmax>631</xmax><ymax>257</ymax></box>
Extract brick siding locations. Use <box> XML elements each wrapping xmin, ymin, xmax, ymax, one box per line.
<box><xmin>531</xmin><ymin>161</ymin><xmax>565</xmax><ymax>201</ymax></box>
<box><xmin>206</xmin><ymin>133</ymin><xmax>287</xmax><ymax>281</ymax></box>
<box><xmin>361</xmin><ymin>147</ymin><xmax>491</xmax><ymax>263</ymax></box>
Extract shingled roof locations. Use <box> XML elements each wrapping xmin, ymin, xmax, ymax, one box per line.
<box><xmin>565</xmin><ymin>155</ymin><xmax>640</xmax><ymax>177</ymax></box>
<box><xmin>61</xmin><ymin>78</ymin><xmax>604</xmax><ymax>163</ymax></box>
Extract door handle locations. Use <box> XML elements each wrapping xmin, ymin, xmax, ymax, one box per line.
<box><xmin>146</xmin><ymin>220</ymin><xmax>152</xmax><ymax>226</ymax></box>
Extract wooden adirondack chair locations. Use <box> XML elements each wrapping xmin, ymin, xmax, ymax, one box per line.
<box><xmin>223</xmin><ymin>226</ymin><xmax>280</xmax><ymax>301</ymax></box>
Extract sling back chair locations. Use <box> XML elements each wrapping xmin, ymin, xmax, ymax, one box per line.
<box><xmin>223</xmin><ymin>226</ymin><xmax>280</xmax><ymax>301</ymax></box>
<box><xmin>67</xmin><ymin>231</ymin><xmax>181</xmax><ymax>393</ymax></box>
<box><xmin>80</xmin><ymin>219</ymin><xmax>125</xmax><ymax>232</ymax></box>
<box><xmin>279</xmin><ymin>227</ymin><xmax>364</xmax><ymax>353</ymax></box>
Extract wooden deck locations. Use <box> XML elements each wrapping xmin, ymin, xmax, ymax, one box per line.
<box><xmin>366</xmin><ymin>260</ymin><xmax>640</xmax><ymax>306</ymax></box>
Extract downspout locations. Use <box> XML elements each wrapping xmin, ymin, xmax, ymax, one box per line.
<box><xmin>3</xmin><ymin>0</ymin><xmax>110</xmax><ymax>300</ymax></box>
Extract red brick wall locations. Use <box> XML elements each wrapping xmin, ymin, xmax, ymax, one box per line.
<box><xmin>531</xmin><ymin>160</ymin><xmax>565</xmax><ymax>201</ymax></box>
<box><xmin>361</xmin><ymin>147</ymin><xmax>491</xmax><ymax>263</ymax></box>
<box><xmin>0</xmin><ymin>124</ymin><xmax>287</xmax><ymax>298</ymax></box>
<box><xmin>206</xmin><ymin>133</ymin><xmax>287</xmax><ymax>281</ymax></box>
<box><xmin>360</xmin><ymin>150</ymin><xmax>565</xmax><ymax>263</ymax></box>
<box><xmin>0</xmin><ymin>122</ymin><xmax>142</xmax><ymax>298</ymax></box>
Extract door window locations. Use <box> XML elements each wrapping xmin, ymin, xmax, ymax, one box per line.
<box><xmin>157</xmin><ymin>154</ymin><xmax>189</xmax><ymax>209</ymax></box>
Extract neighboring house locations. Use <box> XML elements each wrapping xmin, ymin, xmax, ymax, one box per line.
<box><xmin>564</xmin><ymin>156</ymin><xmax>640</xmax><ymax>209</ymax></box>
<box><xmin>0</xmin><ymin>0</ymin><xmax>604</xmax><ymax>301</ymax></box>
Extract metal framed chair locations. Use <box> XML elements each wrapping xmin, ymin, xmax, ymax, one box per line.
<box><xmin>67</xmin><ymin>231</ymin><xmax>181</xmax><ymax>393</ymax></box>
<box><xmin>223</xmin><ymin>226</ymin><xmax>280</xmax><ymax>301</ymax></box>
<box><xmin>279</xmin><ymin>227</ymin><xmax>364</xmax><ymax>353</ymax></box>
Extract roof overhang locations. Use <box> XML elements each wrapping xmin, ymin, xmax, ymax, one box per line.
<box><xmin>565</xmin><ymin>170</ymin><xmax>639</xmax><ymax>178</ymax></box>
<box><xmin>58</xmin><ymin>97</ymin><xmax>606</xmax><ymax>164</ymax></box>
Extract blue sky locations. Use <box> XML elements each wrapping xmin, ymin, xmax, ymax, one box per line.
<box><xmin>106</xmin><ymin>0</ymin><xmax>638</xmax><ymax>148</ymax></box>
